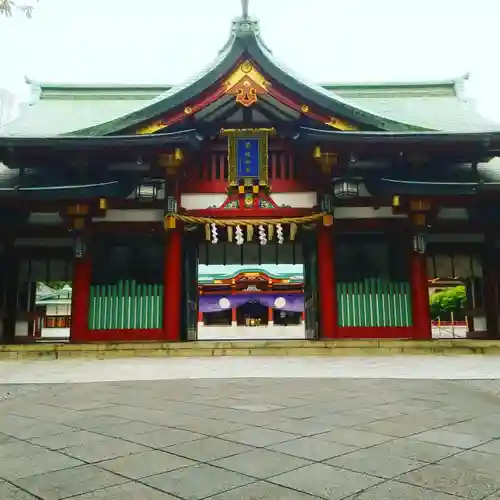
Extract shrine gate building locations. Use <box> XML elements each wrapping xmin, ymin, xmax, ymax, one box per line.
<box><xmin>1</xmin><ymin>8</ymin><xmax>500</xmax><ymax>343</ymax></box>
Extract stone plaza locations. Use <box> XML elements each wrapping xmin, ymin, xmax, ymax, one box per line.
<box><xmin>1</xmin><ymin>356</ymin><xmax>500</xmax><ymax>499</ymax></box>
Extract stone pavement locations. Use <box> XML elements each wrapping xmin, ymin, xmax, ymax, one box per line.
<box><xmin>3</xmin><ymin>355</ymin><xmax>500</xmax><ymax>384</ymax></box>
<box><xmin>1</xmin><ymin>374</ymin><xmax>500</xmax><ymax>499</ymax></box>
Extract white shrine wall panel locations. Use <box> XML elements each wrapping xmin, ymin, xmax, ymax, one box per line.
<box><xmin>92</xmin><ymin>209</ymin><xmax>163</xmax><ymax>222</ymax></box>
<box><xmin>334</xmin><ymin>207</ymin><xmax>405</xmax><ymax>219</ymax></box>
<box><xmin>271</xmin><ymin>192</ymin><xmax>317</xmax><ymax>208</ymax></box>
<box><xmin>436</xmin><ymin>208</ymin><xmax>469</xmax><ymax>220</ymax></box>
<box><xmin>181</xmin><ymin>193</ymin><xmax>227</xmax><ymax>210</ymax></box>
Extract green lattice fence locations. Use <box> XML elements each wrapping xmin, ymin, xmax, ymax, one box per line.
<box><xmin>337</xmin><ymin>279</ymin><xmax>412</xmax><ymax>327</ymax></box>
<box><xmin>89</xmin><ymin>280</ymin><xmax>163</xmax><ymax>330</ymax></box>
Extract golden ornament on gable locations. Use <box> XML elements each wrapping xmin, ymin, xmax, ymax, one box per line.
<box><xmin>224</xmin><ymin>60</ymin><xmax>270</xmax><ymax>107</ymax></box>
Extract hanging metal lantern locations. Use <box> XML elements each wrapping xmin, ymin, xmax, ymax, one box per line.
<box><xmin>74</xmin><ymin>236</ymin><xmax>86</xmax><ymax>259</ymax></box>
<box><xmin>332</xmin><ymin>178</ymin><xmax>359</xmax><ymax>198</ymax></box>
<box><xmin>135</xmin><ymin>182</ymin><xmax>158</xmax><ymax>201</ymax></box>
<box><xmin>412</xmin><ymin>233</ymin><xmax>426</xmax><ymax>254</ymax></box>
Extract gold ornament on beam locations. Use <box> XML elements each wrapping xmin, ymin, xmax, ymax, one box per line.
<box><xmin>164</xmin><ymin>215</ymin><xmax>176</xmax><ymax>229</ymax></box>
<box><xmin>157</xmin><ymin>149</ymin><xmax>184</xmax><ymax>175</ymax></box>
<box><xmin>312</xmin><ymin>147</ymin><xmax>339</xmax><ymax>174</ymax></box>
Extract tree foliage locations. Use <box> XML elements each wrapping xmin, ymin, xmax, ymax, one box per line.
<box><xmin>0</xmin><ymin>0</ymin><xmax>37</xmax><ymax>17</ymax></box>
<box><xmin>429</xmin><ymin>285</ymin><xmax>466</xmax><ymax>319</ymax></box>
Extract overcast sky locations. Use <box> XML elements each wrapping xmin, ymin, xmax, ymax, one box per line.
<box><xmin>0</xmin><ymin>0</ymin><xmax>499</xmax><ymax>120</ymax></box>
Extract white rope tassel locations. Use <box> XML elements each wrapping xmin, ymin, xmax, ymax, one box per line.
<box><xmin>235</xmin><ymin>224</ymin><xmax>244</xmax><ymax>245</ymax></box>
<box><xmin>258</xmin><ymin>224</ymin><xmax>267</xmax><ymax>245</ymax></box>
<box><xmin>276</xmin><ymin>223</ymin><xmax>284</xmax><ymax>244</ymax></box>
<box><xmin>211</xmin><ymin>223</ymin><xmax>218</xmax><ymax>244</ymax></box>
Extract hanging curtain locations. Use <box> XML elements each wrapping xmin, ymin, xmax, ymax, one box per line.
<box><xmin>198</xmin><ymin>294</ymin><xmax>304</xmax><ymax>313</ymax></box>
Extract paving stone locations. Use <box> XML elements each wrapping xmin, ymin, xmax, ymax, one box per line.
<box><xmin>0</xmin><ymin>433</ymin><xmax>16</xmax><ymax>446</ymax></box>
<box><xmin>368</xmin><ymin>437</ymin><xmax>462</xmax><ymax>462</ymax></box>
<box><xmin>205</xmin><ymin>481</ymin><xmax>319</xmax><ymax>499</ymax></box>
<box><xmin>319</xmin><ymin>427</ymin><xmax>394</xmax><ymax>447</ymax></box>
<box><xmin>219</xmin><ymin>427</ymin><xmax>296</xmax><ymax>447</ymax></box>
<box><xmin>212</xmin><ymin>448</ymin><xmax>312</xmax><ymax>479</ymax></box>
<box><xmin>412</xmin><ymin>429</ymin><xmax>490</xmax><ymax>449</ymax></box>
<box><xmin>436</xmin><ymin>450</ymin><xmax>500</xmax><ymax>475</ymax></box>
<box><xmin>90</xmin><ymin>420</ymin><xmax>165</xmax><ymax>438</ymax></box>
<box><xmin>0</xmin><ymin>481</ymin><xmax>39</xmax><ymax>499</ymax></box>
<box><xmin>269</xmin><ymin>435</ymin><xmax>357</xmax><ymax>461</ymax></box>
<box><xmin>29</xmin><ymin>430</ymin><xmax>111</xmax><ymax>450</ymax></box>
<box><xmin>127</xmin><ymin>428</ymin><xmax>204</xmax><ymax>447</ymax></box>
<box><xmin>165</xmin><ymin>436</ymin><xmax>252</xmax><ymax>462</ymax></box>
<box><xmin>0</xmin><ymin>448</ymin><xmax>83</xmax><ymax>480</ymax></box>
<box><xmin>142</xmin><ymin>463</ymin><xmax>254</xmax><ymax>499</ymax></box>
<box><xmin>65</xmin><ymin>481</ymin><xmax>178</xmax><ymax>499</ymax></box>
<box><xmin>15</xmin><ymin>464</ymin><xmax>127</xmax><ymax>500</ymax></box>
<box><xmin>172</xmin><ymin>416</ymin><xmax>250</xmax><ymax>436</ymax></box>
<box><xmin>356</xmin><ymin>420</ymin><xmax>436</xmax><ymax>437</ymax></box>
<box><xmin>0</xmin><ymin>440</ymin><xmax>48</xmax><ymax>459</ymax></box>
<box><xmin>349</xmin><ymin>480</ymin><xmax>462</xmax><ymax>499</ymax></box>
<box><xmin>59</xmin><ymin>436</ymin><xmax>149</xmax><ymax>463</ymax></box>
<box><xmin>474</xmin><ymin>439</ymin><xmax>500</xmax><ymax>455</ymax></box>
<box><xmin>327</xmin><ymin>449</ymin><xmax>426</xmax><ymax>479</ymax></box>
<box><xmin>96</xmin><ymin>449</ymin><xmax>195</xmax><ymax>479</ymax></box>
<box><xmin>269</xmin><ymin>463</ymin><xmax>383</xmax><ymax>499</ymax></box>
<box><xmin>398</xmin><ymin>463</ymin><xmax>500</xmax><ymax>499</ymax></box>
<box><xmin>265</xmin><ymin>417</ymin><xmax>339</xmax><ymax>436</ymax></box>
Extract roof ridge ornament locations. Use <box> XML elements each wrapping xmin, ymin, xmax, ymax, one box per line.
<box><xmin>241</xmin><ymin>0</ymin><xmax>249</xmax><ymax>19</ymax></box>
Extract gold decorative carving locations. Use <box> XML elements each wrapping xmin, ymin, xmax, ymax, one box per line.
<box><xmin>184</xmin><ymin>106</ymin><xmax>193</xmax><ymax>114</ymax></box>
<box><xmin>301</xmin><ymin>104</ymin><xmax>309</xmax><ymax>113</ymax></box>
<box><xmin>325</xmin><ymin>116</ymin><xmax>357</xmax><ymax>131</ymax></box>
<box><xmin>224</xmin><ymin>60</ymin><xmax>270</xmax><ymax>107</ymax></box>
<box><xmin>137</xmin><ymin>120</ymin><xmax>167</xmax><ymax>135</ymax></box>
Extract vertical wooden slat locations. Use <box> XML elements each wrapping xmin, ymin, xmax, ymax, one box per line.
<box><xmin>130</xmin><ymin>280</ymin><xmax>137</xmax><ymax>329</ymax></box>
<box><xmin>352</xmin><ymin>282</ymin><xmax>359</xmax><ymax>326</ymax></box>
<box><xmin>124</xmin><ymin>280</ymin><xmax>130</xmax><ymax>329</ymax></box>
<box><xmin>88</xmin><ymin>286</ymin><xmax>95</xmax><ymax>330</ymax></box>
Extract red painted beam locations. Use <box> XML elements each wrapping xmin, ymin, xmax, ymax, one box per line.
<box><xmin>186</xmin><ymin>208</ymin><xmax>315</xmax><ymax>218</ymax></box>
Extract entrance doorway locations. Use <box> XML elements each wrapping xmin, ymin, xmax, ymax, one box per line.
<box><xmin>181</xmin><ymin>233</ymin><xmax>317</xmax><ymax>341</ymax></box>
<box><xmin>427</xmin><ymin>248</ymin><xmax>482</xmax><ymax>339</ymax></box>
<box><xmin>0</xmin><ymin>245</ymin><xmax>75</xmax><ymax>343</ymax></box>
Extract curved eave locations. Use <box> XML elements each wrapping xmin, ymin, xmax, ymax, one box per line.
<box><xmin>65</xmin><ymin>40</ymin><xmax>246</xmax><ymax>137</ymax></box>
<box><xmin>245</xmin><ymin>38</ymin><xmax>429</xmax><ymax>132</ymax></box>
<box><xmin>366</xmin><ymin>178</ymin><xmax>500</xmax><ymax>196</ymax></box>
<box><xmin>0</xmin><ymin>129</ymin><xmax>198</xmax><ymax>153</ymax></box>
<box><xmin>0</xmin><ymin>180</ymin><xmax>137</xmax><ymax>200</ymax></box>
<box><xmin>300</xmin><ymin>126</ymin><xmax>500</xmax><ymax>148</ymax></box>
<box><xmin>63</xmin><ymin>18</ymin><xmax>435</xmax><ymax>136</ymax></box>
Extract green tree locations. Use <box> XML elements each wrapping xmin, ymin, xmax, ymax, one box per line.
<box><xmin>0</xmin><ymin>0</ymin><xmax>37</xmax><ymax>17</ymax></box>
<box><xmin>429</xmin><ymin>285</ymin><xmax>466</xmax><ymax>320</ymax></box>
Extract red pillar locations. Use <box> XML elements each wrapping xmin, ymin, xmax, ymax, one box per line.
<box><xmin>410</xmin><ymin>250</ymin><xmax>431</xmax><ymax>339</ymax></box>
<box><xmin>317</xmin><ymin>224</ymin><xmax>337</xmax><ymax>338</ymax></box>
<box><xmin>70</xmin><ymin>255</ymin><xmax>91</xmax><ymax>343</ymax></box>
<box><xmin>268</xmin><ymin>307</ymin><xmax>273</xmax><ymax>323</ymax></box>
<box><xmin>231</xmin><ymin>308</ymin><xmax>237</xmax><ymax>324</ymax></box>
<box><xmin>163</xmin><ymin>230</ymin><xmax>182</xmax><ymax>341</ymax></box>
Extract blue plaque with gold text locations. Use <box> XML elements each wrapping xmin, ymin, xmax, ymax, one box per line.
<box><xmin>236</xmin><ymin>137</ymin><xmax>260</xmax><ymax>179</ymax></box>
